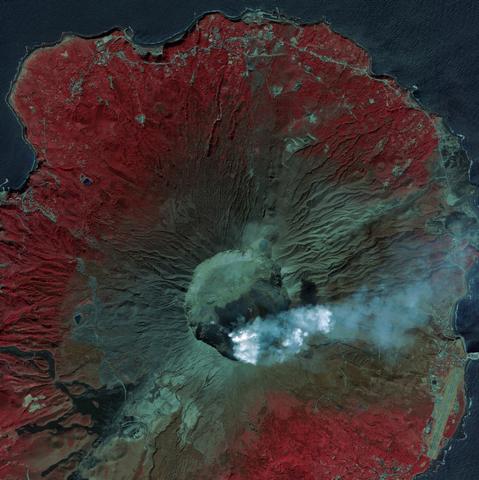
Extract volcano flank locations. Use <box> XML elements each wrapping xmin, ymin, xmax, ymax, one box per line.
<box><xmin>0</xmin><ymin>11</ymin><xmax>477</xmax><ymax>480</ymax></box>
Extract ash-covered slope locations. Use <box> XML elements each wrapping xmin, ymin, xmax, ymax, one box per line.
<box><xmin>1</xmin><ymin>12</ymin><xmax>477</xmax><ymax>479</ymax></box>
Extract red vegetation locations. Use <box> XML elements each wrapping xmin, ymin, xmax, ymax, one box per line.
<box><xmin>0</xmin><ymin>12</ymin><xmax>453</xmax><ymax>478</ymax></box>
<box><xmin>227</xmin><ymin>395</ymin><xmax>432</xmax><ymax>480</ymax></box>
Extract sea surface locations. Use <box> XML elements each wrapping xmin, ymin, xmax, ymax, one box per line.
<box><xmin>1</xmin><ymin>1</ymin><xmax>479</xmax><ymax>478</ymax></box>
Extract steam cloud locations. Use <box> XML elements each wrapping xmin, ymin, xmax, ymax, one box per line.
<box><xmin>229</xmin><ymin>283</ymin><xmax>433</xmax><ymax>364</ymax></box>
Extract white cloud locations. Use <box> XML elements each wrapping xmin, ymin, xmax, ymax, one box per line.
<box><xmin>229</xmin><ymin>305</ymin><xmax>333</xmax><ymax>364</ymax></box>
<box><xmin>229</xmin><ymin>283</ymin><xmax>432</xmax><ymax>365</ymax></box>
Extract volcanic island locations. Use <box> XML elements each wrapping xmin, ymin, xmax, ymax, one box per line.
<box><xmin>1</xmin><ymin>11</ymin><xmax>478</xmax><ymax>480</ymax></box>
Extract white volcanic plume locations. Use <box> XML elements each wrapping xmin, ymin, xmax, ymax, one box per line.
<box><xmin>229</xmin><ymin>283</ymin><xmax>432</xmax><ymax>364</ymax></box>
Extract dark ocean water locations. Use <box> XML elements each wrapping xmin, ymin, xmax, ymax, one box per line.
<box><xmin>1</xmin><ymin>1</ymin><xmax>479</xmax><ymax>478</ymax></box>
